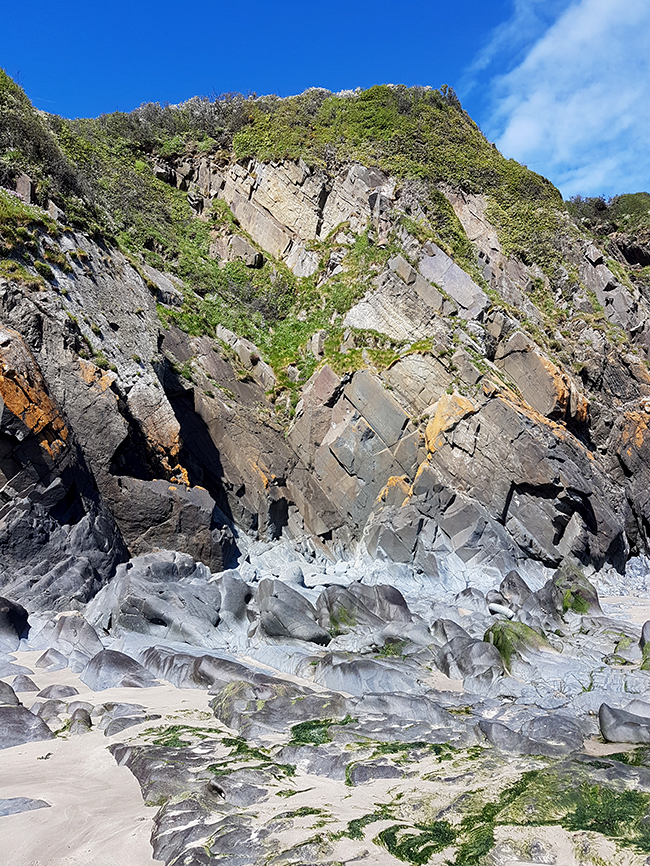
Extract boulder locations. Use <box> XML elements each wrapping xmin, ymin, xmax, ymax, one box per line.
<box><xmin>69</xmin><ymin>707</ymin><xmax>92</xmax><ymax>735</ymax></box>
<box><xmin>520</xmin><ymin>714</ymin><xmax>584</xmax><ymax>752</ymax></box>
<box><xmin>484</xmin><ymin>621</ymin><xmax>551</xmax><ymax>673</ymax></box>
<box><xmin>86</xmin><ymin>551</ymin><xmax>222</xmax><ymax>647</ymax></box>
<box><xmin>347</xmin><ymin>760</ymin><xmax>403</xmax><ymax>786</ymax></box>
<box><xmin>640</xmin><ymin>620</ymin><xmax>650</xmax><ymax>650</ymax></box>
<box><xmin>80</xmin><ymin>650</ymin><xmax>158</xmax><ymax>691</ymax></box>
<box><xmin>210</xmin><ymin>678</ymin><xmax>350</xmax><ymax>736</ymax></box>
<box><xmin>0</xmin><ymin>797</ymin><xmax>50</xmax><ymax>817</ymax></box>
<box><xmin>30</xmin><ymin>613</ymin><xmax>103</xmax><ymax>661</ymax></box>
<box><xmin>34</xmin><ymin>699</ymin><xmax>66</xmax><ymax>723</ymax></box>
<box><xmin>478</xmin><ymin>720</ymin><xmax>560</xmax><ymax>756</ymax></box>
<box><xmin>12</xmin><ymin>675</ymin><xmax>38</xmax><ymax>692</ymax></box>
<box><xmin>436</xmin><ymin>637</ymin><xmax>504</xmax><ymax>688</ymax></box>
<box><xmin>139</xmin><ymin>646</ymin><xmax>270</xmax><ymax>691</ymax></box>
<box><xmin>0</xmin><ymin>596</ymin><xmax>29</xmax><ymax>651</ymax></box>
<box><xmin>257</xmin><ymin>578</ymin><xmax>330</xmax><ymax>645</ymax></box>
<box><xmin>351</xmin><ymin>693</ymin><xmax>453</xmax><ymax>727</ymax></box>
<box><xmin>0</xmin><ymin>706</ymin><xmax>53</xmax><ymax>749</ymax></box>
<box><xmin>105</xmin><ymin>478</ymin><xmax>232</xmax><ymax>573</ymax></box>
<box><xmin>316</xmin><ymin>582</ymin><xmax>412</xmax><ymax>635</ymax></box>
<box><xmin>313</xmin><ymin>654</ymin><xmax>420</xmax><ymax>695</ymax></box>
<box><xmin>599</xmin><ymin>703</ymin><xmax>650</xmax><ymax>744</ymax></box>
<box><xmin>35</xmin><ymin>648</ymin><xmax>68</xmax><ymax>671</ymax></box>
<box><xmin>0</xmin><ymin>681</ymin><xmax>19</xmax><ymax>706</ymax></box>
<box><xmin>499</xmin><ymin>570</ymin><xmax>533</xmax><ymax>610</ymax></box>
<box><xmin>36</xmin><ymin>684</ymin><xmax>79</xmax><ymax>699</ymax></box>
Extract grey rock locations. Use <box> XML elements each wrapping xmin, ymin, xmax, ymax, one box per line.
<box><xmin>431</xmin><ymin>619</ymin><xmax>472</xmax><ymax>646</ymax></box>
<box><xmin>520</xmin><ymin>714</ymin><xmax>584</xmax><ymax>752</ymax></box>
<box><xmin>36</xmin><ymin>684</ymin><xmax>79</xmax><ymax>699</ymax></box>
<box><xmin>95</xmin><ymin>701</ymin><xmax>147</xmax><ymax>724</ymax></box>
<box><xmin>640</xmin><ymin>620</ymin><xmax>650</xmax><ymax>650</ymax></box>
<box><xmin>34</xmin><ymin>699</ymin><xmax>66</xmax><ymax>722</ymax></box>
<box><xmin>347</xmin><ymin>760</ymin><xmax>403</xmax><ymax>786</ymax></box>
<box><xmin>313</xmin><ymin>654</ymin><xmax>420</xmax><ymax>695</ymax></box>
<box><xmin>86</xmin><ymin>551</ymin><xmax>222</xmax><ymax>647</ymax></box>
<box><xmin>419</xmin><ymin>241</ymin><xmax>489</xmax><ymax>318</ymax></box>
<box><xmin>30</xmin><ymin>614</ymin><xmax>103</xmax><ymax>662</ymax></box>
<box><xmin>351</xmin><ymin>693</ymin><xmax>453</xmax><ymax>728</ymax></box>
<box><xmin>0</xmin><ymin>797</ymin><xmax>50</xmax><ymax>817</ymax></box>
<box><xmin>80</xmin><ymin>650</ymin><xmax>158</xmax><ymax>690</ymax></box>
<box><xmin>436</xmin><ymin>637</ymin><xmax>504</xmax><ymax>686</ymax></box>
<box><xmin>67</xmin><ymin>700</ymin><xmax>94</xmax><ymax>715</ymax></box>
<box><xmin>478</xmin><ymin>720</ymin><xmax>561</xmax><ymax>756</ymax></box>
<box><xmin>69</xmin><ymin>707</ymin><xmax>92</xmax><ymax>735</ymax></box>
<box><xmin>0</xmin><ymin>706</ymin><xmax>53</xmax><ymax>749</ymax></box>
<box><xmin>258</xmin><ymin>578</ymin><xmax>331</xmax><ymax>645</ymax></box>
<box><xmin>499</xmin><ymin>570</ymin><xmax>533</xmax><ymax>609</ymax></box>
<box><xmin>599</xmin><ymin>703</ymin><xmax>650</xmax><ymax>744</ymax></box>
<box><xmin>343</xmin><ymin>370</ymin><xmax>409</xmax><ymax>448</ymax></box>
<box><xmin>35</xmin><ymin>648</ymin><xmax>68</xmax><ymax>671</ymax></box>
<box><xmin>316</xmin><ymin>582</ymin><xmax>412</xmax><ymax>635</ymax></box>
<box><xmin>12</xmin><ymin>675</ymin><xmax>39</xmax><ymax>692</ymax></box>
<box><xmin>0</xmin><ymin>596</ymin><xmax>29</xmax><ymax>652</ymax></box>
<box><xmin>210</xmin><ymin>678</ymin><xmax>350</xmax><ymax>737</ymax></box>
<box><xmin>0</xmin><ymin>681</ymin><xmax>19</xmax><ymax>706</ymax></box>
<box><xmin>140</xmin><ymin>646</ymin><xmax>270</xmax><ymax>691</ymax></box>
<box><xmin>104</xmin><ymin>715</ymin><xmax>160</xmax><ymax>737</ymax></box>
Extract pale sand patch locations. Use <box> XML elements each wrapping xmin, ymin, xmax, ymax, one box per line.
<box><xmin>583</xmin><ymin>738</ymin><xmax>636</xmax><ymax>757</ymax></box>
<box><xmin>1</xmin><ymin>650</ymin><xmax>220</xmax><ymax>866</ymax></box>
<box><xmin>0</xmin><ymin>732</ymin><xmax>162</xmax><ymax>866</ymax></box>
<box><xmin>601</xmin><ymin>595</ymin><xmax>650</xmax><ymax>625</ymax></box>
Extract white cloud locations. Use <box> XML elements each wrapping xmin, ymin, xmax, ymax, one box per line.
<box><xmin>481</xmin><ymin>0</ymin><xmax>650</xmax><ymax>197</ymax></box>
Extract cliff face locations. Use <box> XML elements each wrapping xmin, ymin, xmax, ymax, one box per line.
<box><xmin>9</xmin><ymin>80</ymin><xmax>650</xmax><ymax>866</ymax></box>
<box><xmin>1</xmin><ymin>79</ymin><xmax>650</xmax><ymax>607</ymax></box>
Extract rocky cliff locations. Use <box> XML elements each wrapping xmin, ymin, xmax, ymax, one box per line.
<box><xmin>1</xmin><ymin>79</ymin><xmax>650</xmax><ymax>601</ymax></box>
<box><xmin>4</xmin><ymin>76</ymin><xmax>650</xmax><ymax>866</ymax></box>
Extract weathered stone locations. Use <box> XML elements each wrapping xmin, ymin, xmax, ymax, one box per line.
<box><xmin>344</xmin><ymin>370</ymin><xmax>409</xmax><ymax>448</ymax></box>
<box><xmin>0</xmin><ymin>680</ymin><xmax>19</xmax><ymax>706</ymax></box>
<box><xmin>599</xmin><ymin>703</ymin><xmax>650</xmax><ymax>744</ymax></box>
<box><xmin>419</xmin><ymin>242</ymin><xmax>489</xmax><ymax>318</ymax></box>
<box><xmin>0</xmin><ymin>706</ymin><xmax>52</xmax><ymax>749</ymax></box>
<box><xmin>495</xmin><ymin>332</ymin><xmax>573</xmax><ymax>419</ymax></box>
<box><xmin>36</xmin><ymin>684</ymin><xmax>79</xmax><ymax>699</ymax></box>
<box><xmin>87</xmin><ymin>550</ymin><xmax>222</xmax><ymax>647</ymax></box>
<box><xmin>12</xmin><ymin>674</ymin><xmax>38</xmax><ymax>692</ymax></box>
<box><xmin>257</xmin><ymin>578</ymin><xmax>330</xmax><ymax>645</ymax></box>
<box><xmin>35</xmin><ymin>648</ymin><xmax>68</xmax><ymax>671</ymax></box>
<box><xmin>0</xmin><ymin>596</ymin><xmax>29</xmax><ymax>651</ymax></box>
<box><xmin>80</xmin><ymin>650</ymin><xmax>158</xmax><ymax>690</ymax></box>
<box><xmin>0</xmin><ymin>797</ymin><xmax>50</xmax><ymax>816</ymax></box>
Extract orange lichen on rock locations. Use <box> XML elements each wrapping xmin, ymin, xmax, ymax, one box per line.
<box><xmin>375</xmin><ymin>475</ymin><xmax>411</xmax><ymax>507</ymax></box>
<box><xmin>537</xmin><ymin>355</ymin><xmax>571</xmax><ymax>416</ymax></box>
<box><xmin>425</xmin><ymin>392</ymin><xmax>477</xmax><ymax>452</ymax></box>
<box><xmin>620</xmin><ymin>411</ymin><xmax>648</xmax><ymax>452</ymax></box>
<box><xmin>0</xmin><ymin>326</ymin><xmax>69</xmax><ymax>458</ymax></box>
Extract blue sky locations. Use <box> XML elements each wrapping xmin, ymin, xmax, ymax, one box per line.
<box><xmin>2</xmin><ymin>0</ymin><xmax>648</xmax><ymax>198</ymax></box>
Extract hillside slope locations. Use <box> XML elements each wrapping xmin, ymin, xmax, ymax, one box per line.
<box><xmin>6</xmin><ymin>74</ymin><xmax>650</xmax><ymax>866</ymax></box>
<box><xmin>1</xmin><ymin>74</ymin><xmax>650</xmax><ymax>604</ymax></box>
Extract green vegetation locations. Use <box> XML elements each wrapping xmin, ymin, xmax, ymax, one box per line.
<box><xmin>233</xmin><ymin>85</ymin><xmax>564</xmax><ymax>276</ymax></box>
<box><xmin>142</xmin><ymin>723</ymin><xmax>225</xmax><ymax>747</ymax></box>
<box><xmin>206</xmin><ymin>735</ymin><xmax>297</xmax><ymax>779</ymax></box>
<box><xmin>569</xmin><ymin>191</ymin><xmax>650</xmax><ymax>233</ymax></box>
<box><xmin>375</xmin><ymin>821</ymin><xmax>456</xmax><ymax>864</ymax></box>
<box><xmin>288</xmin><ymin>715</ymin><xmax>355</xmax><ymax>747</ymax></box>
<box><xmin>376</xmin><ymin>638</ymin><xmax>407</xmax><ymax>659</ymax></box>
<box><xmin>484</xmin><ymin>621</ymin><xmax>549</xmax><ymax>672</ymax></box>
